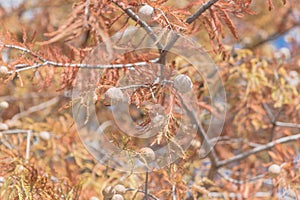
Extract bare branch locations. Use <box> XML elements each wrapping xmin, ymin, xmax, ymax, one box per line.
<box><xmin>172</xmin><ymin>184</ymin><xmax>177</xmax><ymax>200</ymax></box>
<box><xmin>262</xmin><ymin>103</ymin><xmax>300</xmax><ymax>144</ymax></box>
<box><xmin>10</xmin><ymin>62</ymin><xmax>49</xmax><ymax>73</ymax></box>
<box><xmin>25</xmin><ymin>130</ymin><xmax>32</xmax><ymax>162</ymax></box>
<box><xmin>118</xmin><ymin>84</ymin><xmax>150</xmax><ymax>90</ymax></box>
<box><xmin>209</xmin><ymin>192</ymin><xmax>272</xmax><ymax>199</ymax></box>
<box><xmin>0</xmin><ymin>129</ymin><xmax>33</xmax><ymax>155</ymax></box>
<box><xmin>262</xmin><ymin>103</ymin><xmax>275</xmax><ymax>123</ymax></box>
<box><xmin>217</xmin><ymin>133</ymin><xmax>300</xmax><ymax>168</ymax></box>
<box><xmin>155</xmin><ymin>8</ymin><xmax>173</xmax><ymax>31</ymax></box>
<box><xmin>0</xmin><ymin>92</ymin><xmax>57</xmax><ymax>101</ymax></box>
<box><xmin>84</xmin><ymin>0</ymin><xmax>89</xmax><ymax>27</ymax></box>
<box><xmin>1</xmin><ymin>44</ymin><xmax>159</xmax><ymax>72</ymax></box>
<box><xmin>11</xmin><ymin>97</ymin><xmax>60</xmax><ymax>122</ymax></box>
<box><xmin>126</xmin><ymin>188</ymin><xmax>160</xmax><ymax>200</ymax></box>
<box><xmin>275</xmin><ymin>121</ymin><xmax>300</xmax><ymax>129</ymax></box>
<box><xmin>217</xmin><ymin>168</ymin><xmax>266</xmax><ymax>184</ymax></box>
<box><xmin>186</xmin><ymin>0</ymin><xmax>219</xmax><ymax>24</ymax></box>
<box><xmin>111</xmin><ymin>0</ymin><xmax>163</xmax><ymax>50</ymax></box>
<box><xmin>0</xmin><ymin>129</ymin><xmax>32</xmax><ymax>135</ymax></box>
<box><xmin>145</xmin><ymin>171</ymin><xmax>149</xmax><ymax>200</ymax></box>
<box><xmin>177</xmin><ymin>93</ymin><xmax>219</xmax><ymax>166</ymax></box>
<box><xmin>158</xmin><ymin>0</ymin><xmax>219</xmax><ymax>65</ymax></box>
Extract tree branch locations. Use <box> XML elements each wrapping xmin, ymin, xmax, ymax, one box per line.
<box><xmin>217</xmin><ymin>168</ymin><xmax>266</xmax><ymax>184</ymax></box>
<box><xmin>84</xmin><ymin>0</ymin><xmax>89</xmax><ymax>27</ymax></box>
<box><xmin>186</xmin><ymin>0</ymin><xmax>219</xmax><ymax>24</ymax></box>
<box><xmin>11</xmin><ymin>97</ymin><xmax>60</xmax><ymax>122</ymax></box>
<box><xmin>111</xmin><ymin>0</ymin><xmax>163</xmax><ymax>50</ymax></box>
<box><xmin>0</xmin><ymin>129</ymin><xmax>32</xmax><ymax>135</ymax></box>
<box><xmin>145</xmin><ymin>171</ymin><xmax>149</xmax><ymax>200</ymax></box>
<box><xmin>263</xmin><ymin>103</ymin><xmax>300</xmax><ymax>142</ymax></box>
<box><xmin>217</xmin><ymin>133</ymin><xmax>300</xmax><ymax>168</ymax></box>
<box><xmin>158</xmin><ymin>0</ymin><xmax>219</xmax><ymax>65</ymax></box>
<box><xmin>1</xmin><ymin>44</ymin><xmax>159</xmax><ymax>72</ymax></box>
<box><xmin>177</xmin><ymin>94</ymin><xmax>219</xmax><ymax>167</ymax></box>
<box><xmin>0</xmin><ymin>129</ymin><xmax>32</xmax><ymax>162</ymax></box>
<box><xmin>126</xmin><ymin>188</ymin><xmax>159</xmax><ymax>200</ymax></box>
<box><xmin>25</xmin><ymin>130</ymin><xmax>32</xmax><ymax>162</ymax></box>
<box><xmin>275</xmin><ymin>121</ymin><xmax>300</xmax><ymax>129</ymax></box>
<box><xmin>172</xmin><ymin>184</ymin><xmax>177</xmax><ymax>200</ymax></box>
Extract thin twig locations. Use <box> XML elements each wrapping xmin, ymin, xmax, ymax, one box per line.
<box><xmin>111</xmin><ymin>0</ymin><xmax>166</xmax><ymax>81</ymax></box>
<box><xmin>197</xmin><ymin>101</ymin><xmax>223</xmax><ymax>120</ymax></box>
<box><xmin>217</xmin><ymin>168</ymin><xmax>266</xmax><ymax>184</ymax></box>
<box><xmin>0</xmin><ymin>129</ymin><xmax>32</xmax><ymax>134</ymax></box>
<box><xmin>275</xmin><ymin>121</ymin><xmax>300</xmax><ymax>129</ymax></box>
<box><xmin>0</xmin><ymin>129</ymin><xmax>33</xmax><ymax>159</ymax></box>
<box><xmin>210</xmin><ymin>136</ymin><xmax>242</xmax><ymax>143</ymax></box>
<box><xmin>0</xmin><ymin>138</ymin><xmax>13</xmax><ymax>149</ymax></box>
<box><xmin>262</xmin><ymin>103</ymin><xmax>285</xmax><ymax>141</ymax></box>
<box><xmin>11</xmin><ymin>59</ymin><xmax>158</xmax><ymax>71</ymax></box>
<box><xmin>0</xmin><ymin>92</ymin><xmax>58</xmax><ymax>101</ymax></box>
<box><xmin>208</xmin><ymin>192</ymin><xmax>272</xmax><ymax>199</ymax></box>
<box><xmin>111</xmin><ymin>0</ymin><xmax>163</xmax><ymax>50</ymax></box>
<box><xmin>126</xmin><ymin>188</ymin><xmax>159</xmax><ymax>200</ymax></box>
<box><xmin>25</xmin><ymin>130</ymin><xmax>32</xmax><ymax>162</ymax></box>
<box><xmin>186</xmin><ymin>0</ymin><xmax>219</xmax><ymax>24</ymax></box>
<box><xmin>145</xmin><ymin>171</ymin><xmax>149</xmax><ymax>200</ymax></box>
<box><xmin>158</xmin><ymin>0</ymin><xmax>219</xmax><ymax>65</ymax></box>
<box><xmin>263</xmin><ymin>103</ymin><xmax>300</xmax><ymax>142</ymax></box>
<box><xmin>172</xmin><ymin>184</ymin><xmax>177</xmax><ymax>200</ymax></box>
<box><xmin>262</xmin><ymin>103</ymin><xmax>275</xmax><ymax>123</ymax></box>
<box><xmin>217</xmin><ymin>133</ymin><xmax>300</xmax><ymax>168</ymax></box>
<box><xmin>119</xmin><ymin>84</ymin><xmax>150</xmax><ymax>90</ymax></box>
<box><xmin>155</xmin><ymin>7</ymin><xmax>173</xmax><ymax>31</ymax></box>
<box><xmin>1</xmin><ymin>44</ymin><xmax>160</xmax><ymax>71</ymax></box>
<box><xmin>1</xmin><ymin>44</ymin><xmax>43</xmax><ymax>60</ymax></box>
<box><xmin>210</xmin><ymin>136</ymin><xmax>264</xmax><ymax>147</ymax></box>
<box><xmin>11</xmin><ymin>97</ymin><xmax>60</xmax><ymax>122</ymax></box>
<box><xmin>177</xmin><ymin>93</ymin><xmax>219</xmax><ymax>172</ymax></box>
<box><xmin>84</xmin><ymin>0</ymin><xmax>89</xmax><ymax>27</ymax></box>
<box><xmin>245</xmin><ymin>8</ymin><xmax>298</xmax><ymax>49</ymax></box>
<box><xmin>9</xmin><ymin>62</ymin><xmax>48</xmax><ymax>74</ymax></box>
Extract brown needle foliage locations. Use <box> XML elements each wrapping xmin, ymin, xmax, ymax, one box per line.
<box><xmin>0</xmin><ymin>0</ymin><xmax>299</xmax><ymax>199</ymax></box>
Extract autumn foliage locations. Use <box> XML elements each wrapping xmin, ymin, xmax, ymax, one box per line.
<box><xmin>0</xmin><ymin>0</ymin><xmax>300</xmax><ymax>199</ymax></box>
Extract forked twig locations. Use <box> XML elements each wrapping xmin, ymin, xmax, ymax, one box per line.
<box><xmin>111</xmin><ymin>0</ymin><xmax>163</xmax><ymax>50</ymax></box>
<box><xmin>158</xmin><ymin>0</ymin><xmax>219</xmax><ymax>65</ymax></box>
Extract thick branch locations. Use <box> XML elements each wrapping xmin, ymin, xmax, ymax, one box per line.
<box><xmin>217</xmin><ymin>133</ymin><xmax>300</xmax><ymax>168</ymax></box>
